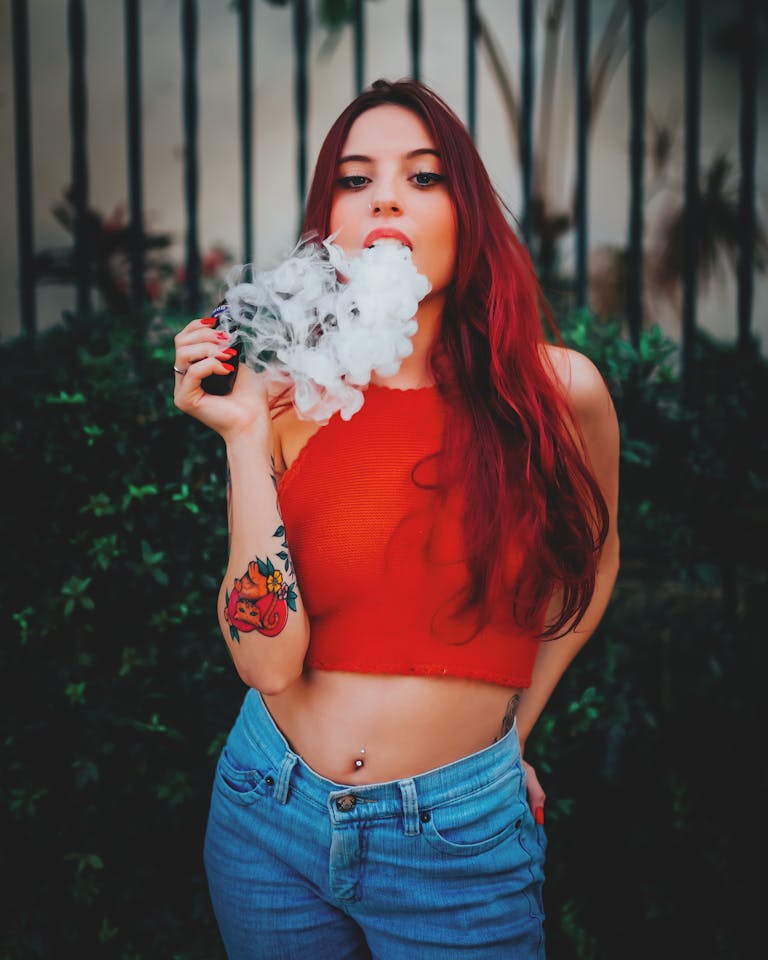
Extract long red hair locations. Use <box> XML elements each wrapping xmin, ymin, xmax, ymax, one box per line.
<box><xmin>301</xmin><ymin>79</ymin><xmax>608</xmax><ymax>639</ymax></box>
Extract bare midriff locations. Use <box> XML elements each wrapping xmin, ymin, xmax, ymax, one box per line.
<box><xmin>263</xmin><ymin>671</ymin><xmax>523</xmax><ymax>785</ymax></box>
<box><xmin>267</xmin><ymin>402</ymin><xmax>525</xmax><ymax>785</ymax></box>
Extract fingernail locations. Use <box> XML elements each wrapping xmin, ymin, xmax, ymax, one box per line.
<box><xmin>221</xmin><ymin>362</ymin><xmax>234</xmax><ymax>372</ymax></box>
<box><xmin>218</xmin><ymin>348</ymin><xmax>237</xmax><ymax>358</ymax></box>
<box><xmin>534</xmin><ymin>806</ymin><xmax>545</xmax><ymax>825</ymax></box>
<box><xmin>200</xmin><ymin>317</ymin><xmax>217</xmax><ymax>326</ymax></box>
<box><xmin>216</xmin><ymin>331</ymin><xmax>229</xmax><ymax>340</ymax></box>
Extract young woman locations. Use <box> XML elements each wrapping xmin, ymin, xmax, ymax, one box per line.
<box><xmin>173</xmin><ymin>79</ymin><xmax>620</xmax><ymax>959</ymax></box>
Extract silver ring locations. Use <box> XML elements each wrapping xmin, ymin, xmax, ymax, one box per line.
<box><xmin>173</xmin><ymin>365</ymin><xmax>187</xmax><ymax>376</ymax></box>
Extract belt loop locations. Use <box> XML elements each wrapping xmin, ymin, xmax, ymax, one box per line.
<box><xmin>274</xmin><ymin>751</ymin><xmax>299</xmax><ymax>805</ymax></box>
<box><xmin>399</xmin><ymin>778</ymin><xmax>420</xmax><ymax>836</ymax></box>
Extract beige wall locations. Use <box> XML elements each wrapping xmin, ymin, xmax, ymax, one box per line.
<box><xmin>1</xmin><ymin>0</ymin><xmax>765</xmax><ymax>353</ymax></box>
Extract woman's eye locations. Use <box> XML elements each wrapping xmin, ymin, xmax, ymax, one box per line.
<box><xmin>411</xmin><ymin>172</ymin><xmax>445</xmax><ymax>187</ymax></box>
<box><xmin>337</xmin><ymin>175</ymin><xmax>370</xmax><ymax>190</ymax></box>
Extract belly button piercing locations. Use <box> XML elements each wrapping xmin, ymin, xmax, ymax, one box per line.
<box><xmin>354</xmin><ymin>748</ymin><xmax>366</xmax><ymax>770</ymax></box>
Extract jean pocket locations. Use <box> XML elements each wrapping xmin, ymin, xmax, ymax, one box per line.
<box><xmin>213</xmin><ymin>745</ymin><xmax>271</xmax><ymax>806</ymax></box>
<box><xmin>421</xmin><ymin>766</ymin><xmax>527</xmax><ymax>857</ymax></box>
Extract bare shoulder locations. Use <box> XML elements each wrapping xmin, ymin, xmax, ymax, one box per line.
<box><xmin>541</xmin><ymin>344</ymin><xmax>620</xmax><ymax>506</ymax></box>
<box><xmin>541</xmin><ymin>343</ymin><xmax>614</xmax><ymax>425</ymax></box>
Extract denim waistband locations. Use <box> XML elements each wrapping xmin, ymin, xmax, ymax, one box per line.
<box><xmin>237</xmin><ymin>688</ymin><xmax>522</xmax><ymax>829</ymax></box>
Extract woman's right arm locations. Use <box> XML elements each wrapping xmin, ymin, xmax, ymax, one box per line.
<box><xmin>173</xmin><ymin>317</ymin><xmax>310</xmax><ymax>693</ymax></box>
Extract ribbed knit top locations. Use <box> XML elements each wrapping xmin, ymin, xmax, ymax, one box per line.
<box><xmin>277</xmin><ymin>383</ymin><xmax>541</xmax><ymax>688</ymax></box>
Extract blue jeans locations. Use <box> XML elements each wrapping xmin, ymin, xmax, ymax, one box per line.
<box><xmin>203</xmin><ymin>689</ymin><xmax>547</xmax><ymax>959</ymax></box>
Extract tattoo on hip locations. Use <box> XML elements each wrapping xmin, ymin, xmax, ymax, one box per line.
<box><xmin>497</xmin><ymin>694</ymin><xmax>520</xmax><ymax>740</ymax></box>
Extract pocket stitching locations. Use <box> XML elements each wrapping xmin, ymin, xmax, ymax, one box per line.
<box><xmin>421</xmin><ymin>797</ymin><xmax>527</xmax><ymax>857</ymax></box>
<box><xmin>214</xmin><ymin>751</ymin><xmax>269</xmax><ymax>806</ymax></box>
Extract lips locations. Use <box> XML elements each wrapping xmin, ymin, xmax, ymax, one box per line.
<box><xmin>363</xmin><ymin>227</ymin><xmax>413</xmax><ymax>250</ymax></box>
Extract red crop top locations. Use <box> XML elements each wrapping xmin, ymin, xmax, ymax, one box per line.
<box><xmin>277</xmin><ymin>384</ymin><xmax>541</xmax><ymax>688</ymax></box>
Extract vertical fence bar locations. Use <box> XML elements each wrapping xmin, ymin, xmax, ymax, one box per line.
<box><xmin>181</xmin><ymin>0</ymin><xmax>200</xmax><ymax>314</ymax></box>
<box><xmin>409</xmin><ymin>0</ymin><xmax>421</xmax><ymax>83</ymax></box>
<box><xmin>737</xmin><ymin>0</ymin><xmax>758</xmax><ymax>355</ymax></box>
<box><xmin>626</xmin><ymin>0</ymin><xmax>646</xmax><ymax>347</ymax></box>
<box><xmin>293</xmin><ymin>0</ymin><xmax>309</xmax><ymax>221</ymax></box>
<box><xmin>68</xmin><ymin>0</ymin><xmax>90</xmax><ymax>321</ymax></box>
<box><xmin>466</xmin><ymin>0</ymin><xmax>477</xmax><ymax>139</ymax></box>
<box><xmin>11</xmin><ymin>0</ymin><xmax>36</xmax><ymax>340</ymax></box>
<box><xmin>238</xmin><ymin>0</ymin><xmax>254</xmax><ymax>264</ymax></box>
<box><xmin>125</xmin><ymin>0</ymin><xmax>145</xmax><ymax>312</ymax></box>
<box><xmin>354</xmin><ymin>0</ymin><xmax>365</xmax><ymax>94</ymax></box>
<box><xmin>520</xmin><ymin>0</ymin><xmax>534</xmax><ymax>246</ymax></box>
<box><xmin>682</xmin><ymin>0</ymin><xmax>701</xmax><ymax>402</ymax></box>
<box><xmin>574</xmin><ymin>0</ymin><xmax>590</xmax><ymax>309</ymax></box>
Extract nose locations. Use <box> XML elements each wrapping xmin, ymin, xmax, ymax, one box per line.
<box><xmin>370</xmin><ymin>197</ymin><xmax>402</xmax><ymax>216</ymax></box>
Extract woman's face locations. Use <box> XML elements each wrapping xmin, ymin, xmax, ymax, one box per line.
<box><xmin>329</xmin><ymin>104</ymin><xmax>458</xmax><ymax>302</ymax></box>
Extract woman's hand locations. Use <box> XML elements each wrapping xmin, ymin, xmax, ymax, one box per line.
<box><xmin>173</xmin><ymin>316</ymin><xmax>270</xmax><ymax>443</ymax></box>
<box><xmin>522</xmin><ymin>758</ymin><xmax>546</xmax><ymax>826</ymax></box>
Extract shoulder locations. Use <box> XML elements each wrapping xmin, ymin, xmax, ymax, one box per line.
<box><xmin>540</xmin><ymin>344</ymin><xmax>614</xmax><ymax>426</ymax></box>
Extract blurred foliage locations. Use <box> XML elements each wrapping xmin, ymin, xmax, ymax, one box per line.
<box><xmin>0</xmin><ymin>307</ymin><xmax>240</xmax><ymax>959</ymax></box>
<box><xmin>1</xmin><ymin>303</ymin><xmax>765</xmax><ymax>959</ymax></box>
<box><xmin>540</xmin><ymin>309</ymin><xmax>767</xmax><ymax>959</ymax></box>
<box><xmin>34</xmin><ymin>188</ymin><xmax>174</xmax><ymax>316</ymax></box>
<box><xmin>34</xmin><ymin>188</ymin><xmax>234</xmax><ymax>324</ymax></box>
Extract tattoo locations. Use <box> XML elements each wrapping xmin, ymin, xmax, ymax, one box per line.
<box><xmin>499</xmin><ymin>694</ymin><xmax>521</xmax><ymax>739</ymax></box>
<box><xmin>224</xmin><ymin>527</ymin><xmax>297</xmax><ymax>643</ymax></box>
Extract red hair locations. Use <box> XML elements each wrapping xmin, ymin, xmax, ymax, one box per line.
<box><xmin>302</xmin><ymin>79</ymin><xmax>608</xmax><ymax>639</ymax></box>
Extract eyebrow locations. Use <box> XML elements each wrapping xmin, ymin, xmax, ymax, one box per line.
<box><xmin>337</xmin><ymin>148</ymin><xmax>441</xmax><ymax>165</ymax></box>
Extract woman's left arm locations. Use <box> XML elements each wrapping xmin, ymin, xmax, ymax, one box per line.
<box><xmin>516</xmin><ymin>347</ymin><xmax>621</xmax><ymax>812</ymax></box>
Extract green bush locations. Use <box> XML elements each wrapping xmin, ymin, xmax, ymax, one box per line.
<box><xmin>539</xmin><ymin>312</ymin><xmax>767</xmax><ymax>959</ymax></box>
<box><xmin>1</xmin><ymin>307</ymin><xmax>764</xmax><ymax>958</ymax></box>
<box><xmin>1</xmin><ymin>310</ymin><xmax>236</xmax><ymax>959</ymax></box>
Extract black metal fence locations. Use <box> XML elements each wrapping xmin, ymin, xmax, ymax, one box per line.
<box><xmin>10</xmin><ymin>0</ymin><xmax>762</xmax><ymax>391</ymax></box>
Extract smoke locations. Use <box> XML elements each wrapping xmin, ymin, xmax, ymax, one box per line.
<box><xmin>217</xmin><ymin>236</ymin><xmax>431</xmax><ymax>422</ymax></box>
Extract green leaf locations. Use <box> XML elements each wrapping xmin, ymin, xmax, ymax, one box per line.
<box><xmin>45</xmin><ymin>390</ymin><xmax>86</xmax><ymax>405</ymax></box>
<box><xmin>80</xmin><ymin>492</ymin><xmax>117</xmax><ymax>517</ymax></box>
<box><xmin>65</xmin><ymin>851</ymin><xmax>104</xmax><ymax>873</ymax></box>
<box><xmin>66</xmin><ymin>681</ymin><xmax>87</xmax><ymax>705</ymax></box>
<box><xmin>72</xmin><ymin>757</ymin><xmax>100</xmax><ymax>789</ymax></box>
<box><xmin>12</xmin><ymin>606</ymin><xmax>35</xmax><ymax>645</ymax></box>
<box><xmin>141</xmin><ymin>540</ymin><xmax>166</xmax><ymax>566</ymax></box>
<box><xmin>9</xmin><ymin>786</ymin><xmax>48</xmax><ymax>818</ymax></box>
<box><xmin>98</xmin><ymin>917</ymin><xmax>119</xmax><ymax>944</ymax></box>
<box><xmin>83</xmin><ymin>423</ymin><xmax>104</xmax><ymax>446</ymax></box>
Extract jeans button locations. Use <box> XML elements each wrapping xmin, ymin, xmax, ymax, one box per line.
<box><xmin>336</xmin><ymin>795</ymin><xmax>356</xmax><ymax>812</ymax></box>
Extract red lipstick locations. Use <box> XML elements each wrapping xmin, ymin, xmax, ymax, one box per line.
<box><xmin>363</xmin><ymin>227</ymin><xmax>413</xmax><ymax>250</ymax></box>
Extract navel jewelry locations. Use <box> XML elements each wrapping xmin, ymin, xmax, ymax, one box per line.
<box><xmin>354</xmin><ymin>748</ymin><xmax>366</xmax><ymax>770</ymax></box>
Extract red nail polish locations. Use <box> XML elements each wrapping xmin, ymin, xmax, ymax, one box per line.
<box><xmin>219</xmin><ymin>348</ymin><xmax>237</xmax><ymax>357</ymax></box>
<box><xmin>200</xmin><ymin>316</ymin><xmax>216</xmax><ymax>326</ymax></box>
<box><xmin>221</xmin><ymin>362</ymin><xmax>234</xmax><ymax>372</ymax></box>
<box><xmin>534</xmin><ymin>806</ymin><xmax>545</xmax><ymax>825</ymax></box>
<box><xmin>216</xmin><ymin>331</ymin><xmax>229</xmax><ymax>340</ymax></box>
